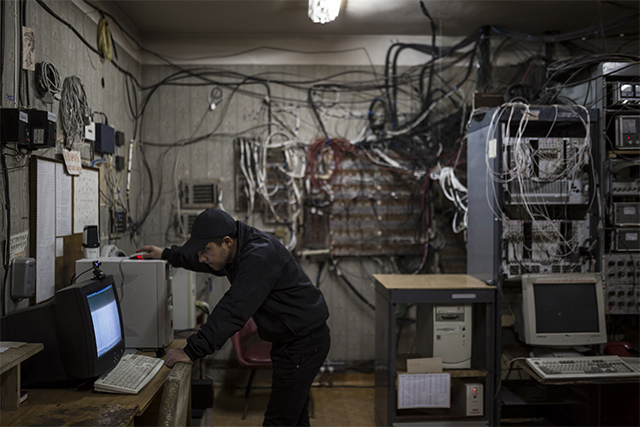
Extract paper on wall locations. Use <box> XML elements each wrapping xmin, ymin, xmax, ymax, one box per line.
<box><xmin>56</xmin><ymin>163</ymin><xmax>72</xmax><ymax>237</ymax></box>
<box><xmin>397</xmin><ymin>373</ymin><xmax>450</xmax><ymax>409</ymax></box>
<box><xmin>36</xmin><ymin>160</ymin><xmax>56</xmax><ymax>303</ymax></box>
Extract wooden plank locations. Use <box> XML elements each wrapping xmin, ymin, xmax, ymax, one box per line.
<box><xmin>1</xmin><ymin>365</ymin><xmax>20</xmax><ymax>409</ymax></box>
<box><xmin>3</xmin><ymin>402</ymin><xmax>138</xmax><ymax>426</ymax></box>
<box><xmin>0</xmin><ymin>343</ymin><xmax>44</xmax><ymax>374</ymax></box>
<box><xmin>373</xmin><ymin>274</ymin><xmax>494</xmax><ymax>290</ymax></box>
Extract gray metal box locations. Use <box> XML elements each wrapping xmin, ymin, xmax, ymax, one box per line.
<box><xmin>10</xmin><ymin>257</ymin><xmax>36</xmax><ymax>299</ymax></box>
<box><xmin>615</xmin><ymin>203</ymin><xmax>640</xmax><ymax>226</ymax></box>
<box><xmin>615</xmin><ymin>229</ymin><xmax>640</xmax><ymax>251</ymax></box>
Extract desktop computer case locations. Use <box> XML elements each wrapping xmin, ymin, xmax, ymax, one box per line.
<box><xmin>76</xmin><ymin>258</ymin><xmax>173</xmax><ymax>349</ymax></box>
<box><xmin>416</xmin><ymin>304</ymin><xmax>473</xmax><ymax>369</ymax></box>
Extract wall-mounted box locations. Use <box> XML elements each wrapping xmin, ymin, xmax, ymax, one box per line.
<box><xmin>26</xmin><ymin>110</ymin><xmax>56</xmax><ymax>150</ymax></box>
<box><xmin>0</xmin><ymin>109</ymin><xmax>30</xmax><ymax>146</ymax></box>
<box><xmin>95</xmin><ymin>123</ymin><xmax>115</xmax><ymax>154</ymax></box>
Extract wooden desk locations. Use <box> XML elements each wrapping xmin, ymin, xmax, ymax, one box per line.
<box><xmin>1</xmin><ymin>343</ymin><xmax>44</xmax><ymax>410</ymax></box>
<box><xmin>1</xmin><ymin>340</ymin><xmax>191</xmax><ymax>426</ymax></box>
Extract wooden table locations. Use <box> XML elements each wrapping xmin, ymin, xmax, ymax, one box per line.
<box><xmin>1</xmin><ymin>343</ymin><xmax>44</xmax><ymax>410</ymax></box>
<box><xmin>0</xmin><ymin>340</ymin><xmax>191</xmax><ymax>426</ymax></box>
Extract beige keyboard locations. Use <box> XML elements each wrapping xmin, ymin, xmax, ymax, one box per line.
<box><xmin>94</xmin><ymin>354</ymin><xmax>164</xmax><ymax>394</ymax></box>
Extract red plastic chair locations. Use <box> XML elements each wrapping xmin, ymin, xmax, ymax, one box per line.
<box><xmin>231</xmin><ymin>318</ymin><xmax>273</xmax><ymax>419</ymax></box>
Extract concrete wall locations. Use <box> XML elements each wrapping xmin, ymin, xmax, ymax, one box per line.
<box><xmin>1</xmin><ymin>0</ymin><xmax>140</xmax><ymax>313</ymax></box>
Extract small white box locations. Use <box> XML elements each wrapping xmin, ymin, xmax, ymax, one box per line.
<box><xmin>453</xmin><ymin>380</ymin><xmax>483</xmax><ymax>416</ymax></box>
<box><xmin>85</xmin><ymin>122</ymin><xmax>95</xmax><ymax>141</ymax></box>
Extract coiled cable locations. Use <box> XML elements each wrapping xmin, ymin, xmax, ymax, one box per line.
<box><xmin>60</xmin><ymin>76</ymin><xmax>90</xmax><ymax>149</ymax></box>
<box><xmin>35</xmin><ymin>60</ymin><xmax>61</xmax><ymax>101</ymax></box>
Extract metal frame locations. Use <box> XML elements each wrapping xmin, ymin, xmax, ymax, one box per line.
<box><xmin>374</xmin><ymin>280</ymin><xmax>497</xmax><ymax>426</ymax></box>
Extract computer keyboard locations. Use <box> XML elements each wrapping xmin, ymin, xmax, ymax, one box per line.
<box><xmin>94</xmin><ymin>353</ymin><xmax>164</xmax><ymax>394</ymax></box>
<box><xmin>526</xmin><ymin>355</ymin><xmax>640</xmax><ymax>380</ymax></box>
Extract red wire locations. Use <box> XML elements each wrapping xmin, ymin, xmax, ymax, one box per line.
<box><xmin>520</xmin><ymin>39</ymin><xmax>545</xmax><ymax>84</ymax></box>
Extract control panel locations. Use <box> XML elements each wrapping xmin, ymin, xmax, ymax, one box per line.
<box><xmin>604</xmin><ymin>253</ymin><xmax>640</xmax><ymax>314</ymax></box>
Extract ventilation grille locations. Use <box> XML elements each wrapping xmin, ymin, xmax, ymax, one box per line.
<box><xmin>178</xmin><ymin>210</ymin><xmax>201</xmax><ymax>238</ymax></box>
<box><xmin>181</xmin><ymin>180</ymin><xmax>218</xmax><ymax>208</ymax></box>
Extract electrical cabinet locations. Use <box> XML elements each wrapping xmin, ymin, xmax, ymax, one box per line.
<box><xmin>467</xmin><ymin>105</ymin><xmax>600</xmax><ymax>281</ymax></box>
<box><xmin>557</xmin><ymin>62</ymin><xmax>640</xmax><ymax>315</ymax></box>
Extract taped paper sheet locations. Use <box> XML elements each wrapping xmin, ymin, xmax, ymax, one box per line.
<box><xmin>73</xmin><ymin>169</ymin><xmax>99</xmax><ymax>234</ymax></box>
<box><xmin>55</xmin><ymin>163</ymin><xmax>72</xmax><ymax>237</ymax></box>
<box><xmin>36</xmin><ymin>160</ymin><xmax>56</xmax><ymax>303</ymax></box>
<box><xmin>397</xmin><ymin>373</ymin><xmax>450</xmax><ymax>409</ymax></box>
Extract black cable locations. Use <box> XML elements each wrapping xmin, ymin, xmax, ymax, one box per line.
<box><xmin>1</xmin><ymin>153</ymin><xmax>10</xmax><ymax>317</ymax></box>
<box><xmin>18</xmin><ymin>0</ymin><xmax>24</xmax><ymax>107</ymax></box>
<box><xmin>0</xmin><ymin>0</ymin><xmax>5</xmax><ymax>103</ymax></box>
<box><xmin>419</xmin><ymin>0</ymin><xmax>437</xmax><ymax>107</ymax></box>
<box><xmin>34</xmin><ymin>0</ymin><xmax>140</xmax><ymax>87</ymax></box>
<box><xmin>491</xmin><ymin>11</ymin><xmax>640</xmax><ymax>44</ymax></box>
<box><xmin>308</xmin><ymin>86</ymin><xmax>330</xmax><ymax>140</ymax></box>
<box><xmin>22</xmin><ymin>0</ymin><xmax>29</xmax><ymax>107</ymax></box>
<box><xmin>330</xmin><ymin>258</ymin><xmax>375</xmax><ymax>311</ymax></box>
<box><xmin>68</xmin><ymin>266</ymin><xmax>95</xmax><ymax>287</ymax></box>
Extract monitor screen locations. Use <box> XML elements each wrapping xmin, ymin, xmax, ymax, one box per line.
<box><xmin>56</xmin><ymin>275</ymin><xmax>125</xmax><ymax>379</ymax></box>
<box><xmin>87</xmin><ymin>285</ymin><xmax>122</xmax><ymax>357</ymax></box>
<box><xmin>0</xmin><ymin>275</ymin><xmax>125</xmax><ymax>385</ymax></box>
<box><xmin>515</xmin><ymin>273</ymin><xmax>607</xmax><ymax>347</ymax></box>
<box><xmin>533</xmin><ymin>283</ymin><xmax>600</xmax><ymax>334</ymax></box>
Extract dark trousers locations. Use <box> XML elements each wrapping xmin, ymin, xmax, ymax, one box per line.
<box><xmin>263</xmin><ymin>323</ymin><xmax>331</xmax><ymax>426</ymax></box>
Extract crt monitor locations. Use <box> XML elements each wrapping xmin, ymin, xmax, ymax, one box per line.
<box><xmin>0</xmin><ymin>275</ymin><xmax>125</xmax><ymax>385</ymax></box>
<box><xmin>514</xmin><ymin>273</ymin><xmax>607</xmax><ymax>348</ymax></box>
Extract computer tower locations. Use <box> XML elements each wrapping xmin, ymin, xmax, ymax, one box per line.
<box><xmin>76</xmin><ymin>258</ymin><xmax>173</xmax><ymax>349</ymax></box>
<box><xmin>172</xmin><ymin>267</ymin><xmax>196</xmax><ymax>330</ymax></box>
<box><xmin>417</xmin><ymin>304</ymin><xmax>472</xmax><ymax>369</ymax></box>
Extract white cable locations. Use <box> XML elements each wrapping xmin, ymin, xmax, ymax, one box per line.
<box><xmin>60</xmin><ymin>76</ymin><xmax>90</xmax><ymax>149</ymax></box>
<box><xmin>430</xmin><ymin>166</ymin><xmax>468</xmax><ymax>233</ymax></box>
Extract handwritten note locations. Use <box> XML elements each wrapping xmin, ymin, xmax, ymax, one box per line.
<box><xmin>63</xmin><ymin>149</ymin><xmax>82</xmax><ymax>175</ymax></box>
<box><xmin>9</xmin><ymin>231</ymin><xmax>29</xmax><ymax>260</ymax></box>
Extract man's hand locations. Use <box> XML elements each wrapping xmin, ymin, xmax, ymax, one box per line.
<box><xmin>164</xmin><ymin>348</ymin><xmax>192</xmax><ymax>368</ymax></box>
<box><xmin>136</xmin><ymin>245</ymin><xmax>164</xmax><ymax>260</ymax></box>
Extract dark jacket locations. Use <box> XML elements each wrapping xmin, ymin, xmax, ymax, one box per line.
<box><xmin>162</xmin><ymin>221</ymin><xmax>329</xmax><ymax>360</ymax></box>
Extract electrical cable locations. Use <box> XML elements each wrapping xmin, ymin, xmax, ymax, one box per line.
<box><xmin>34</xmin><ymin>0</ymin><xmax>140</xmax><ymax>87</ymax></box>
<box><xmin>60</xmin><ymin>76</ymin><xmax>90</xmax><ymax>149</ymax></box>
<box><xmin>491</xmin><ymin>11</ymin><xmax>640</xmax><ymax>43</ymax></box>
<box><xmin>0</xmin><ymin>0</ymin><xmax>5</xmax><ymax>103</ymax></box>
<box><xmin>330</xmin><ymin>258</ymin><xmax>375</xmax><ymax>311</ymax></box>
<box><xmin>1</xmin><ymin>153</ymin><xmax>11</xmax><ymax>317</ymax></box>
<box><xmin>35</xmin><ymin>60</ymin><xmax>61</xmax><ymax>101</ymax></box>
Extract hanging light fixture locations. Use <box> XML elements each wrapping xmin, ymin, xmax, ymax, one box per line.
<box><xmin>308</xmin><ymin>0</ymin><xmax>342</xmax><ymax>24</ymax></box>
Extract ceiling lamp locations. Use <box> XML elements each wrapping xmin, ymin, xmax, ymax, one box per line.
<box><xmin>308</xmin><ymin>0</ymin><xmax>342</xmax><ymax>24</ymax></box>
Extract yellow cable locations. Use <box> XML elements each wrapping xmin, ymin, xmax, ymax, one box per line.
<box><xmin>97</xmin><ymin>18</ymin><xmax>113</xmax><ymax>62</ymax></box>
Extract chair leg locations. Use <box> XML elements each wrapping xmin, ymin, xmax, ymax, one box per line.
<box><xmin>242</xmin><ymin>368</ymin><xmax>257</xmax><ymax>420</ymax></box>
